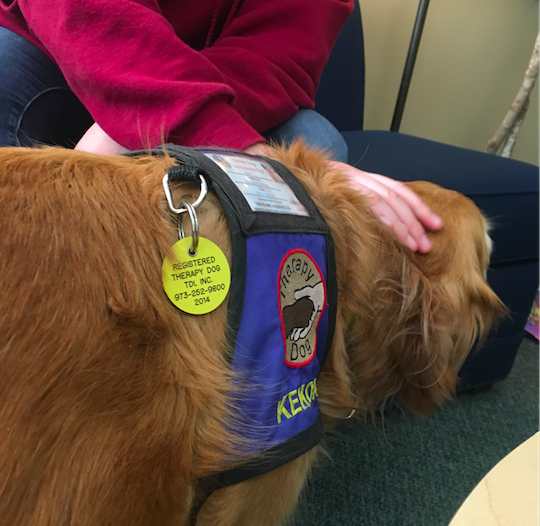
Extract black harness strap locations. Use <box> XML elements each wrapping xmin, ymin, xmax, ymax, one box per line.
<box><xmin>124</xmin><ymin>145</ymin><xmax>338</xmax><ymax>521</ymax></box>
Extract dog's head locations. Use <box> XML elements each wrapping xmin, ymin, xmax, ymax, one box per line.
<box><xmin>341</xmin><ymin>181</ymin><xmax>506</xmax><ymax>417</ymax></box>
<box><xmin>264</xmin><ymin>146</ymin><xmax>505</xmax><ymax>419</ymax></box>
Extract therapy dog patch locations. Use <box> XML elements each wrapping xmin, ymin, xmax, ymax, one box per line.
<box><xmin>279</xmin><ymin>249</ymin><xmax>327</xmax><ymax>368</ymax></box>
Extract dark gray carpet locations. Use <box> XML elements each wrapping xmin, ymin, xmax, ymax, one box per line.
<box><xmin>293</xmin><ymin>337</ymin><xmax>539</xmax><ymax>526</ymax></box>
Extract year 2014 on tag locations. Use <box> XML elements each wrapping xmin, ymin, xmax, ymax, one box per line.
<box><xmin>162</xmin><ymin>237</ymin><xmax>231</xmax><ymax>315</ymax></box>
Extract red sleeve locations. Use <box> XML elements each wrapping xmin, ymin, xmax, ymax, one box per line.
<box><xmin>201</xmin><ymin>0</ymin><xmax>354</xmax><ymax>133</ymax></box>
<box><xmin>16</xmin><ymin>0</ymin><xmax>353</xmax><ymax>150</ymax></box>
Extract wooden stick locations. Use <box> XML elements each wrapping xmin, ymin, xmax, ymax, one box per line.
<box><xmin>486</xmin><ymin>33</ymin><xmax>539</xmax><ymax>155</ymax></box>
<box><xmin>501</xmin><ymin>98</ymin><xmax>530</xmax><ymax>158</ymax></box>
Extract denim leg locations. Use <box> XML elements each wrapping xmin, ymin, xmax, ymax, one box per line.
<box><xmin>265</xmin><ymin>109</ymin><xmax>348</xmax><ymax>163</ymax></box>
<box><xmin>0</xmin><ymin>27</ymin><xmax>92</xmax><ymax>147</ymax></box>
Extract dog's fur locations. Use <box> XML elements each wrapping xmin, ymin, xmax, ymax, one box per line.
<box><xmin>0</xmin><ymin>143</ymin><xmax>505</xmax><ymax>525</ymax></box>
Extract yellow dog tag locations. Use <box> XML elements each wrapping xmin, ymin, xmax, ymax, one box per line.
<box><xmin>162</xmin><ymin>237</ymin><xmax>231</xmax><ymax>315</ymax></box>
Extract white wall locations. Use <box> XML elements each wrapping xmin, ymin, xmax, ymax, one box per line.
<box><xmin>360</xmin><ymin>0</ymin><xmax>539</xmax><ymax>166</ymax></box>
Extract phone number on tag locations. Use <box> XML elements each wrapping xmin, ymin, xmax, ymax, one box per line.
<box><xmin>174</xmin><ymin>283</ymin><xmax>226</xmax><ymax>302</ymax></box>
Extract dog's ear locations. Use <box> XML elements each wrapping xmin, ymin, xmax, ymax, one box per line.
<box><xmin>373</xmin><ymin>257</ymin><xmax>471</xmax><ymax>417</ymax></box>
<box><xmin>398</xmin><ymin>261</ymin><xmax>505</xmax><ymax>417</ymax></box>
<box><xmin>398</xmin><ymin>191</ymin><xmax>506</xmax><ymax>416</ymax></box>
<box><xmin>346</xmin><ymin>184</ymin><xmax>505</xmax><ymax>417</ymax></box>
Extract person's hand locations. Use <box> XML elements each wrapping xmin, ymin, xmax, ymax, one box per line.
<box><xmin>75</xmin><ymin>123</ymin><xmax>129</xmax><ymax>155</ymax></box>
<box><xmin>330</xmin><ymin>161</ymin><xmax>442</xmax><ymax>254</ymax></box>
<box><xmin>243</xmin><ymin>142</ymin><xmax>268</xmax><ymax>156</ymax></box>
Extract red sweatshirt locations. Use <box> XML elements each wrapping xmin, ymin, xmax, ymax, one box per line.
<box><xmin>0</xmin><ymin>0</ymin><xmax>353</xmax><ymax>150</ymax></box>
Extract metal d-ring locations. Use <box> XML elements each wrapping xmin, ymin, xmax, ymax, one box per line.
<box><xmin>178</xmin><ymin>200</ymin><xmax>199</xmax><ymax>256</ymax></box>
<box><xmin>162</xmin><ymin>172</ymin><xmax>208</xmax><ymax>214</ymax></box>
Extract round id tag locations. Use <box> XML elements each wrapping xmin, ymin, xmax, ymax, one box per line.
<box><xmin>162</xmin><ymin>237</ymin><xmax>231</xmax><ymax>315</ymax></box>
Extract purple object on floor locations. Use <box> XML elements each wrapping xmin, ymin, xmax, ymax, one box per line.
<box><xmin>525</xmin><ymin>289</ymin><xmax>539</xmax><ymax>340</ymax></box>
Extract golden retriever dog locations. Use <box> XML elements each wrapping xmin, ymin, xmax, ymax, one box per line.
<box><xmin>0</xmin><ymin>143</ymin><xmax>504</xmax><ymax>526</ymax></box>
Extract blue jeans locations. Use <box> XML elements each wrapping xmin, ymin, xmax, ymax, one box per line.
<box><xmin>265</xmin><ymin>109</ymin><xmax>348</xmax><ymax>163</ymax></box>
<box><xmin>0</xmin><ymin>27</ymin><xmax>348</xmax><ymax>162</ymax></box>
<box><xmin>0</xmin><ymin>27</ymin><xmax>94</xmax><ymax>148</ymax></box>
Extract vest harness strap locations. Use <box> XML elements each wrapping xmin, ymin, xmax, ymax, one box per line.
<box><xmin>125</xmin><ymin>145</ymin><xmax>338</xmax><ymax>519</ymax></box>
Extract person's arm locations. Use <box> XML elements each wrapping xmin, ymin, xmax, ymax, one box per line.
<box><xmin>200</xmin><ymin>0</ymin><xmax>354</xmax><ymax>133</ymax></box>
<box><xmin>17</xmin><ymin>0</ymin><xmax>261</xmax><ymax>150</ymax></box>
<box><xmin>73</xmin><ymin>130</ymin><xmax>440</xmax><ymax>253</ymax></box>
<box><xmin>18</xmin><ymin>0</ymin><xmax>352</xmax><ymax>151</ymax></box>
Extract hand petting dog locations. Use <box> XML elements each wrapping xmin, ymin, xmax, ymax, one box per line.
<box><xmin>76</xmin><ymin>131</ymin><xmax>442</xmax><ymax>255</ymax></box>
<box><xmin>248</xmin><ymin>144</ymin><xmax>443</xmax><ymax>254</ymax></box>
<box><xmin>331</xmin><ymin>161</ymin><xmax>443</xmax><ymax>253</ymax></box>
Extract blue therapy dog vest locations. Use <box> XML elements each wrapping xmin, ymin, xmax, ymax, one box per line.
<box><xmin>127</xmin><ymin>145</ymin><xmax>337</xmax><ymax>489</ymax></box>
